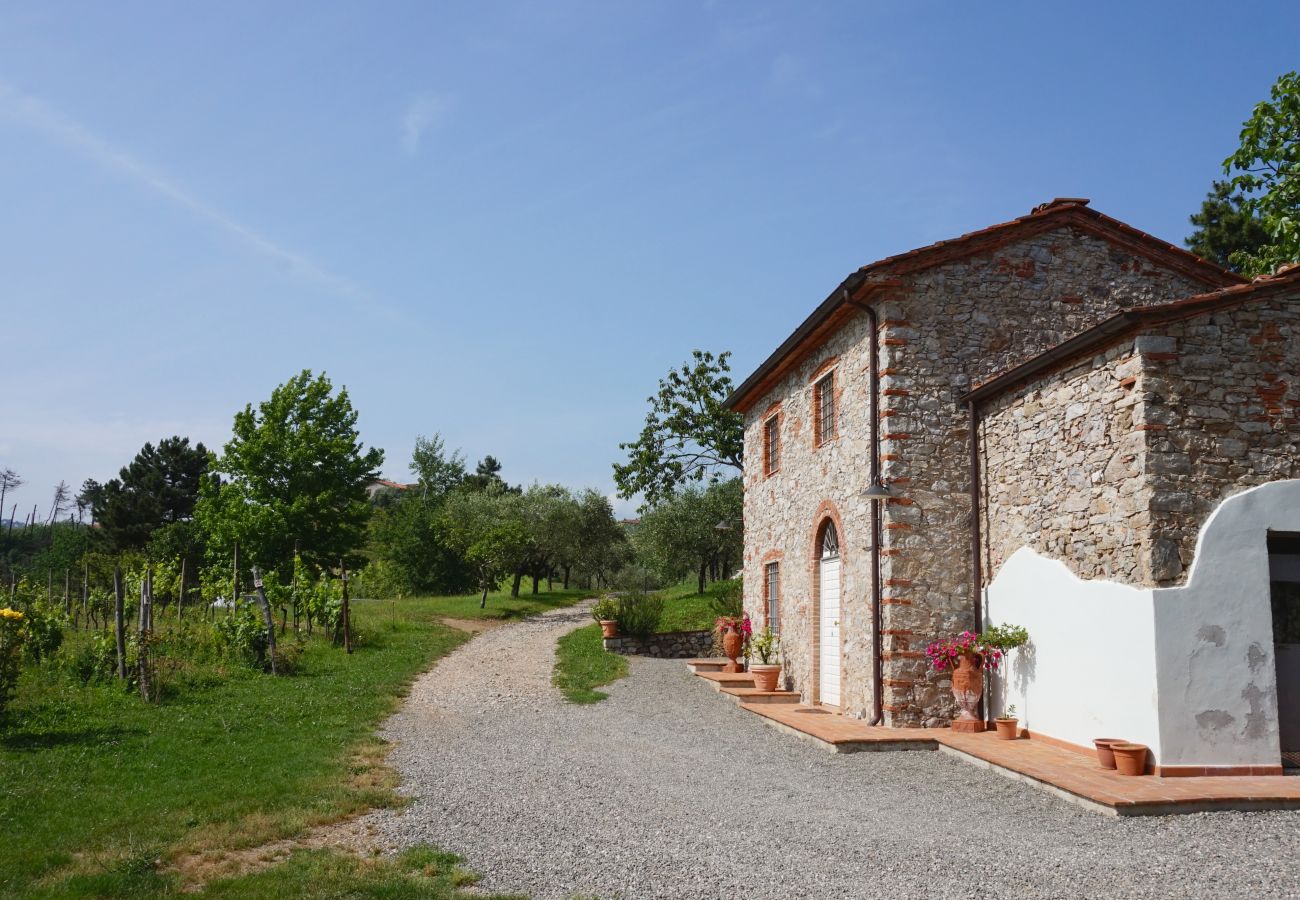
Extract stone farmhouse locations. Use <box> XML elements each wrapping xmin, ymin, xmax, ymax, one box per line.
<box><xmin>727</xmin><ymin>197</ymin><xmax>1300</xmax><ymax>774</ymax></box>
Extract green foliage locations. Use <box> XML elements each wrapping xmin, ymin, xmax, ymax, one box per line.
<box><xmin>750</xmin><ymin>626</ymin><xmax>780</xmax><ymax>665</ymax></box>
<box><xmin>979</xmin><ymin>622</ymin><xmax>1029</xmax><ymax>652</ymax></box>
<box><xmin>60</xmin><ymin>630</ymin><xmax>120</xmax><ymax>686</ymax></box>
<box><xmin>212</xmin><ymin>605</ymin><xmax>271</xmax><ymax>667</ymax></box>
<box><xmin>634</xmin><ymin>479</ymin><xmax>742</xmax><ymax>591</ymax></box>
<box><xmin>196</xmin><ymin>369</ymin><xmax>384</xmax><ymax>578</ymax></box>
<box><xmin>21</xmin><ymin>603</ymin><xmax>66</xmax><ymax>663</ymax></box>
<box><xmin>590</xmin><ymin>597</ymin><xmax>618</xmax><ymax>622</ymax></box>
<box><xmin>552</xmin><ymin>622</ymin><xmax>629</xmax><ymax>704</ymax></box>
<box><xmin>1223</xmin><ymin>70</ymin><xmax>1300</xmax><ymax>275</ymax></box>
<box><xmin>0</xmin><ymin>608</ymin><xmax>25</xmax><ymax>715</ymax></box>
<box><xmin>90</xmin><ymin>436</ymin><xmax>209</xmax><ymax>550</ymax></box>
<box><xmin>614</xmin><ymin>349</ymin><xmax>744</xmax><ymax>508</ymax></box>
<box><xmin>613</xmin><ymin>591</ymin><xmax>664</xmax><ymax>638</ymax></box>
<box><xmin>198</xmin><ymin>845</ymin><xmax>485</xmax><ymax>898</ymax></box>
<box><xmin>1185</xmin><ymin>180</ymin><xmax>1273</xmax><ymax>272</ymax></box>
<box><xmin>710</xmin><ymin>577</ymin><xmax>743</xmax><ymax>620</ymax></box>
<box><xmin>409</xmin><ymin>433</ymin><xmax>467</xmax><ymax>498</ymax></box>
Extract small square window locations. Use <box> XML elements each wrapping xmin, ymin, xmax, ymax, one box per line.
<box><xmin>763</xmin><ymin>416</ymin><xmax>780</xmax><ymax>475</ymax></box>
<box><xmin>814</xmin><ymin>372</ymin><xmax>836</xmax><ymax>446</ymax></box>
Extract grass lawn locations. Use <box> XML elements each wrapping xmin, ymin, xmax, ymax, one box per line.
<box><xmin>551</xmin><ymin>580</ymin><xmax>734</xmax><ymax>704</ymax></box>
<box><xmin>0</xmin><ymin>587</ymin><xmax>585</xmax><ymax>897</ymax></box>
<box><xmin>655</xmin><ymin>580</ymin><xmax>732</xmax><ymax>633</ymax></box>
<box><xmin>551</xmin><ymin>624</ymin><xmax>628</xmax><ymax>704</ymax></box>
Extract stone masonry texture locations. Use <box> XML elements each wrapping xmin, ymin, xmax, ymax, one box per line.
<box><xmin>742</xmin><ymin>224</ymin><xmax>1214</xmax><ymax>726</ymax></box>
<box><xmin>981</xmin><ymin>286</ymin><xmax>1300</xmax><ymax>589</ymax></box>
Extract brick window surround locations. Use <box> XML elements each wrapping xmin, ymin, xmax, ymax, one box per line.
<box><xmin>764</xmin><ymin>561</ymin><xmax>780</xmax><ymax>633</ymax></box>
<box><xmin>813</xmin><ymin>371</ymin><xmax>837</xmax><ymax>446</ymax></box>
<box><xmin>763</xmin><ymin>414</ymin><xmax>781</xmax><ymax>476</ymax></box>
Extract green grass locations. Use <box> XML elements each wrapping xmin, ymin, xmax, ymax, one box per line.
<box><xmin>0</xmin><ymin>587</ymin><xmax>585</xmax><ymax>897</ymax></box>
<box><xmin>551</xmin><ymin>580</ymin><xmax>733</xmax><ymax>705</ymax></box>
<box><xmin>551</xmin><ymin>624</ymin><xmax>628</xmax><ymax>704</ymax></box>
<box><xmin>655</xmin><ymin>580</ymin><xmax>731</xmax><ymax>633</ymax></box>
<box><xmin>405</xmin><ymin>587</ymin><xmax>588</xmax><ymax>621</ymax></box>
<box><xmin>195</xmin><ymin>846</ymin><xmax>519</xmax><ymax>899</ymax></box>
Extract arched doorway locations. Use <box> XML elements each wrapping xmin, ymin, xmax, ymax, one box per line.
<box><xmin>818</xmin><ymin>520</ymin><xmax>841</xmax><ymax>707</ymax></box>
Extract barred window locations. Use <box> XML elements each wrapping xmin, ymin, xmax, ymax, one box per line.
<box><xmin>763</xmin><ymin>415</ymin><xmax>780</xmax><ymax>475</ymax></box>
<box><xmin>814</xmin><ymin>372</ymin><xmax>836</xmax><ymax>445</ymax></box>
<box><xmin>765</xmin><ymin>562</ymin><xmax>780</xmax><ymax>633</ymax></box>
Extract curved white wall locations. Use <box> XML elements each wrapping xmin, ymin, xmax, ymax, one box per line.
<box><xmin>985</xmin><ymin>547</ymin><xmax>1160</xmax><ymax>756</ymax></box>
<box><xmin>987</xmin><ymin>479</ymin><xmax>1300</xmax><ymax>768</ymax></box>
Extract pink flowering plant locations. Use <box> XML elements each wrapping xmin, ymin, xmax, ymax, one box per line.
<box><xmin>925</xmin><ymin>631</ymin><xmax>1003</xmax><ymax>672</ymax></box>
<box><xmin>713</xmin><ymin>613</ymin><xmax>752</xmax><ymax>637</ymax></box>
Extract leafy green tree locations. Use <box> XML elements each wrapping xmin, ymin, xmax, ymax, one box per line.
<box><xmin>441</xmin><ymin>486</ymin><xmax>532</xmax><ymax>602</ymax></box>
<box><xmin>462</xmin><ymin>455</ymin><xmax>515</xmax><ymax>493</ymax></box>
<box><xmin>196</xmin><ymin>370</ymin><xmax>384</xmax><ymax>577</ymax></box>
<box><xmin>614</xmin><ymin>350</ymin><xmax>744</xmax><ymax>509</ymax></box>
<box><xmin>1185</xmin><ymin>181</ymin><xmax>1272</xmax><ymax>272</ymax></box>
<box><xmin>1224</xmin><ymin>70</ymin><xmax>1300</xmax><ymax>275</ymax></box>
<box><xmin>567</xmin><ymin>489</ymin><xmax>629</xmax><ymax>590</ymax></box>
<box><xmin>410</xmin><ymin>433</ymin><xmax>466</xmax><ymax>498</ymax></box>
<box><xmin>636</xmin><ymin>479</ymin><xmax>742</xmax><ymax>594</ymax></box>
<box><xmin>92</xmin><ymin>437</ymin><xmax>209</xmax><ymax>549</ymax></box>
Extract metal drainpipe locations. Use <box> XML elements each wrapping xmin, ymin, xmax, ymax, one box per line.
<box><xmin>845</xmin><ymin>291</ymin><xmax>885</xmax><ymax>725</ymax></box>
<box><xmin>967</xmin><ymin>399</ymin><xmax>986</xmax><ymax>724</ymax></box>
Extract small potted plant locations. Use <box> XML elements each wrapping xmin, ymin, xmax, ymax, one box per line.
<box><xmin>714</xmin><ymin>614</ymin><xmax>752</xmax><ymax>673</ymax></box>
<box><xmin>994</xmin><ymin>704</ymin><xmax>1019</xmax><ymax>740</ymax></box>
<box><xmin>748</xmin><ymin>627</ymin><xmax>781</xmax><ymax>691</ymax></box>
<box><xmin>591</xmin><ymin>597</ymin><xmax>619</xmax><ymax>638</ymax></box>
<box><xmin>925</xmin><ymin>630</ymin><xmax>1002</xmax><ymax>732</ymax></box>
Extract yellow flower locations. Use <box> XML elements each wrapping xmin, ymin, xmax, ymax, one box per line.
<box><xmin>0</xmin><ymin>608</ymin><xmax>24</xmax><ymax>621</ymax></box>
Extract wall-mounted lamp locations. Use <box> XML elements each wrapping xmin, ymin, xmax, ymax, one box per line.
<box><xmin>860</xmin><ymin>477</ymin><xmax>893</xmax><ymax>502</ymax></box>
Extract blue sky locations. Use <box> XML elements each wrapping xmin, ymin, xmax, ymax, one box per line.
<box><xmin>0</xmin><ymin>1</ymin><xmax>1294</xmax><ymax>521</ymax></box>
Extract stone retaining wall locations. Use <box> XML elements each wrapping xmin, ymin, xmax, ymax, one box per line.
<box><xmin>602</xmin><ymin>630</ymin><xmax>714</xmax><ymax>659</ymax></box>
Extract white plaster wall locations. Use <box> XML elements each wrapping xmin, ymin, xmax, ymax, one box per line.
<box><xmin>985</xmin><ymin>547</ymin><xmax>1161</xmax><ymax>756</ymax></box>
<box><xmin>988</xmin><ymin>480</ymin><xmax>1300</xmax><ymax>768</ymax></box>
<box><xmin>1150</xmin><ymin>480</ymin><xmax>1295</xmax><ymax>767</ymax></box>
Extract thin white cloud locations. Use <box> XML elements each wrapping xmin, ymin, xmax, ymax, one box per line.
<box><xmin>400</xmin><ymin>92</ymin><xmax>451</xmax><ymax>156</ymax></box>
<box><xmin>0</xmin><ymin>77</ymin><xmax>368</xmax><ymax>301</ymax></box>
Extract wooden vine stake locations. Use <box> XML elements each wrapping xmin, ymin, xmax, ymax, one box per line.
<box><xmin>138</xmin><ymin>566</ymin><xmax>153</xmax><ymax>701</ymax></box>
<box><xmin>340</xmin><ymin>559</ymin><xmax>352</xmax><ymax>655</ymax></box>
<box><xmin>113</xmin><ymin>566</ymin><xmax>127</xmax><ymax>680</ymax></box>
<box><xmin>251</xmin><ymin>567</ymin><xmax>278</xmax><ymax>675</ymax></box>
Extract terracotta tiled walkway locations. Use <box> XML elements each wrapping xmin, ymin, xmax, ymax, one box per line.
<box><xmin>686</xmin><ymin>660</ymin><xmax>1300</xmax><ymax>816</ymax></box>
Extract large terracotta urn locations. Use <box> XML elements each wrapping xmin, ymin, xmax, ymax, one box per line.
<box><xmin>722</xmin><ymin>627</ymin><xmax>745</xmax><ymax>673</ymax></box>
<box><xmin>949</xmin><ymin>652</ymin><xmax>986</xmax><ymax>733</ymax></box>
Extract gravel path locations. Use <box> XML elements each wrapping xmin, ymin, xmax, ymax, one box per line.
<box><xmin>365</xmin><ymin>601</ymin><xmax>1300</xmax><ymax>899</ymax></box>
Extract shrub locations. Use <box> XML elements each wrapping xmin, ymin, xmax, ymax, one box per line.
<box><xmin>0</xmin><ymin>608</ymin><xmax>26</xmax><ymax>715</ymax></box>
<box><xmin>709</xmin><ymin>578</ymin><xmax>742</xmax><ymax>620</ymax></box>
<box><xmin>212</xmin><ymin>606</ymin><xmax>271</xmax><ymax>668</ymax></box>
<box><xmin>23</xmin><ymin>604</ymin><xmax>66</xmax><ymax>664</ymax></box>
<box><xmin>614</xmin><ymin>591</ymin><xmax>664</xmax><ymax>638</ymax></box>
<box><xmin>590</xmin><ymin>597</ymin><xmax>618</xmax><ymax>622</ymax></box>
<box><xmin>61</xmin><ymin>631</ymin><xmax>119</xmax><ymax>686</ymax></box>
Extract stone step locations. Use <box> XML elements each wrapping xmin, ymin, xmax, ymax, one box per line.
<box><xmin>695</xmin><ymin>671</ymin><xmax>756</xmax><ymax>690</ymax></box>
<box><xmin>720</xmin><ymin>687</ymin><xmax>802</xmax><ymax>705</ymax></box>
<box><xmin>684</xmin><ymin>658</ymin><xmax>728</xmax><ymax>673</ymax></box>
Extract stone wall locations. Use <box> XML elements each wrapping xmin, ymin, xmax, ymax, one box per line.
<box><xmin>978</xmin><ymin>286</ymin><xmax>1300</xmax><ymax>590</ymax></box>
<box><xmin>1142</xmin><ymin>291</ymin><xmax>1300</xmax><ymax>584</ymax></box>
<box><xmin>743</xmin><ymin>223</ymin><xmax>1213</xmax><ymax>725</ymax></box>
<box><xmin>979</xmin><ymin>340</ymin><xmax>1154</xmax><ymax>585</ymax></box>
<box><xmin>603</xmin><ymin>630</ymin><xmax>714</xmax><ymax>659</ymax></box>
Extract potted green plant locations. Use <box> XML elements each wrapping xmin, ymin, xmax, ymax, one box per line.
<box><xmin>591</xmin><ymin>597</ymin><xmax>619</xmax><ymax>638</ymax></box>
<box><xmin>748</xmin><ymin>627</ymin><xmax>781</xmax><ymax>692</ymax></box>
<box><xmin>994</xmin><ymin>703</ymin><xmax>1019</xmax><ymax>740</ymax></box>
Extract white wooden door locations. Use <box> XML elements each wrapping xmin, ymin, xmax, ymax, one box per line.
<box><xmin>819</xmin><ymin>555</ymin><xmax>841</xmax><ymax>707</ymax></box>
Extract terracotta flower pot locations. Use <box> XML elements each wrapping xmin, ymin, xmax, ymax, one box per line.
<box><xmin>949</xmin><ymin>652</ymin><xmax>986</xmax><ymax>733</ymax></box>
<box><xmin>1093</xmin><ymin>738</ymin><xmax>1125</xmax><ymax>769</ymax></box>
<box><xmin>750</xmin><ymin>663</ymin><xmax>781</xmax><ymax>692</ymax></box>
<box><xmin>1111</xmin><ymin>743</ymin><xmax>1148</xmax><ymax>776</ymax></box>
<box><xmin>994</xmin><ymin>717</ymin><xmax>1019</xmax><ymax>740</ymax></box>
<box><xmin>599</xmin><ymin>620</ymin><xmax>617</xmax><ymax>639</ymax></box>
<box><xmin>722</xmin><ymin>628</ymin><xmax>745</xmax><ymax>673</ymax></box>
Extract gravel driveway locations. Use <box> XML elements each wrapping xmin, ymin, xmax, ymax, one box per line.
<box><xmin>365</xmin><ymin>601</ymin><xmax>1300</xmax><ymax>899</ymax></box>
